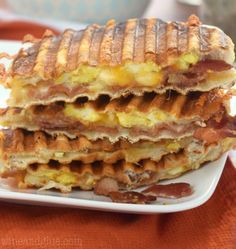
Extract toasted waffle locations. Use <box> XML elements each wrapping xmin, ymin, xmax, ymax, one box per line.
<box><xmin>0</xmin><ymin>129</ymin><xmax>191</xmax><ymax>169</ymax></box>
<box><xmin>0</xmin><ymin>90</ymin><xmax>229</xmax><ymax>142</ymax></box>
<box><xmin>3</xmin><ymin>137</ymin><xmax>234</xmax><ymax>192</ymax></box>
<box><xmin>2</xmin><ymin>15</ymin><xmax>235</xmax><ymax>107</ymax></box>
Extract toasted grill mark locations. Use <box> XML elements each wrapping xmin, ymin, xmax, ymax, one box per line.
<box><xmin>99</xmin><ymin>20</ymin><xmax>115</xmax><ymax>64</ymax></box>
<box><xmin>55</xmin><ymin>29</ymin><xmax>74</xmax><ymax>76</ymax></box>
<box><xmin>166</xmin><ymin>22</ymin><xmax>178</xmax><ymax>57</ymax></box>
<box><xmin>199</xmin><ymin>26</ymin><xmax>211</xmax><ymax>52</ymax></box>
<box><xmin>111</xmin><ymin>22</ymin><xmax>126</xmax><ymax>65</ymax></box>
<box><xmin>122</xmin><ymin>19</ymin><xmax>137</xmax><ymax>62</ymax></box>
<box><xmin>149</xmin><ymin>92</ymin><xmax>166</xmax><ymax>110</ymax></box>
<box><xmin>145</xmin><ymin>18</ymin><xmax>157</xmax><ymax>62</ymax></box>
<box><xmin>44</xmin><ymin>37</ymin><xmax>61</xmax><ymax>79</ymax></box>
<box><xmin>156</xmin><ymin>19</ymin><xmax>167</xmax><ymax>64</ymax></box>
<box><xmin>78</xmin><ymin>24</ymin><xmax>98</xmax><ymax>64</ymax></box>
<box><xmin>89</xmin><ymin>27</ymin><xmax>105</xmax><ymax>66</ymax></box>
<box><xmin>134</xmin><ymin>19</ymin><xmax>146</xmax><ymax>63</ymax></box>
<box><xmin>138</xmin><ymin>92</ymin><xmax>156</xmax><ymax>112</ymax></box>
<box><xmin>176</xmin><ymin>22</ymin><xmax>188</xmax><ymax>53</ymax></box>
<box><xmin>12</xmin><ymin>42</ymin><xmax>41</xmax><ymax>76</ymax></box>
<box><xmin>66</xmin><ymin>30</ymin><xmax>84</xmax><ymax>71</ymax></box>
<box><xmin>33</xmin><ymin>37</ymin><xmax>52</xmax><ymax>78</ymax></box>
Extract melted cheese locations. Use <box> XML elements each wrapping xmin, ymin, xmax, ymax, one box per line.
<box><xmin>32</xmin><ymin>169</ymin><xmax>78</xmax><ymax>185</ymax></box>
<box><xmin>207</xmin><ymin>70</ymin><xmax>236</xmax><ymax>82</ymax></box>
<box><xmin>13</xmin><ymin>53</ymin><xmax>198</xmax><ymax>88</ymax></box>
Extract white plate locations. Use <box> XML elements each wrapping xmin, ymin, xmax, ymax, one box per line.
<box><xmin>0</xmin><ymin>40</ymin><xmax>231</xmax><ymax>213</ymax></box>
<box><xmin>0</xmin><ymin>153</ymin><xmax>228</xmax><ymax>213</ymax></box>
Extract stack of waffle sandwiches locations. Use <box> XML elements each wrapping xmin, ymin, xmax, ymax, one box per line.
<box><xmin>0</xmin><ymin>15</ymin><xmax>235</xmax><ymax>200</ymax></box>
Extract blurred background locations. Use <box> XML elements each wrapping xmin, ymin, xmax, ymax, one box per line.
<box><xmin>0</xmin><ymin>0</ymin><xmax>234</xmax><ymax>43</ymax></box>
<box><xmin>0</xmin><ymin>0</ymin><xmax>200</xmax><ymax>28</ymax></box>
<box><xmin>0</xmin><ymin>0</ymin><xmax>234</xmax><ymax>42</ymax></box>
<box><xmin>0</xmin><ymin>0</ymin><xmax>235</xmax><ymax>43</ymax></box>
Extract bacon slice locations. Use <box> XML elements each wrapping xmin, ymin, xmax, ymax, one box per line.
<box><xmin>109</xmin><ymin>191</ymin><xmax>156</xmax><ymax>204</ymax></box>
<box><xmin>194</xmin><ymin>127</ymin><xmax>236</xmax><ymax>144</ymax></box>
<box><xmin>194</xmin><ymin>116</ymin><xmax>236</xmax><ymax>144</ymax></box>
<box><xmin>142</xmin><ymin>183</ymin><xmax>193</xmax><ymax>198</ymax></box>
<box><xmin>191</xmin><ymin>60</ymin><xmax>232</xmax><ymax>73</ymax></box>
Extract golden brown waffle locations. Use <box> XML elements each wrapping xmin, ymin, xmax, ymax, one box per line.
<box><xmin>2</xmin><ymin>16</ymin><xmax>235</xmax><ymax>107</ymax></box>
<box><xmin>5</xmin><ymin>137</ymin><xmax>234</xmax><ymax>192</ymax></box>
<box><xmin>0</xmin><ymin>129</ymin><xmax>191</xmax><ymax>169</ymax></box>
<box><xmin>0</xmin><ymin>90</ymin><xmax>229</xmax><ymax>142</ymax></box>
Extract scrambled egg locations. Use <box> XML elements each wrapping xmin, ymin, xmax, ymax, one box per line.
<box><xmin>64</xmin><ymin>105</ymin><xmax>102</xmax><ymax>124</ymax></box>
<box><xmin>116</xmin><ymin>110</ymin><xmax>170</xmax><ymax>128</ymax></box>
<box><xmin>64</xmin><ymin>104</ymin><xmax>174</xmax><ymax>127</ymax></box>
<box><xmin>33</xmin><ymin>169</ymin><xmax>78</xmax><ymax>185</ymax></box>
<box><xmin>54</xmin><ymin>53</ymin><xmax>199</xmax><ymax>87</ymax></box>
<box><xmin>165</xmin><ymin>142</ymin><xmax>181</xmax><ymax>152</ymax></box>
<box><xmin>174</xmin><ymin>53</ymin><xmax>199</xmax><ymax>70</ymax></box>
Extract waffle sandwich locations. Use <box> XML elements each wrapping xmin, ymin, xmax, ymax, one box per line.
<box><xmin>2</xmin><ymin>15</ymin><xmax>236</xmax><ymax>108</ymax></box>
<box><xmin>0</xmin><ymin>15</ymin><xmax>235</xmax><ymax>200</ymax></box>
<box><xmin>0</xmin><ymin>89</ymin><xmax>231</xmax><ymax>142</ymax></box>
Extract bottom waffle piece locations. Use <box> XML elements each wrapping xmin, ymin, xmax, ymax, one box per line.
<box><xmin>2</xmin><ymin>137</ymin><xmax>235</xmax><ymax>193</ymax></box>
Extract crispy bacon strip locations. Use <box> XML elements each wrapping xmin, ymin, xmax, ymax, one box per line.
<box><xmin>191</xmin><ymin>60</ymin><xmax>232</xmax><ymax>73</ymax></box>
<box><xmin>194</xmin><ymin>127</ymin><xmax>236</xmax><ymax>144</ymax></box>
<box><xmin>194</xmin><ymin>116</ymin><xmax>236</xmax><ymax>144</ymax></box>
<box><xmin>142</xmin><ymin>183</ymin><xmax>193</xmax><ymax>198</ymax></box>
<box><xmin>109</xmin><ymin>191</ymin><xmax>156</xmax><ymax>204</ymax></box>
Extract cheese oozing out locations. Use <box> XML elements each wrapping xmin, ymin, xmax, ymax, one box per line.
<box><xmin>11</xmin><ymin>52</ymin><xmax>199</xmax><ymax>88</ymax></box>
<box><xmin>55</xmin><ymin>53</ymin><xmax>199</xmax><ymax>86</ymax></box>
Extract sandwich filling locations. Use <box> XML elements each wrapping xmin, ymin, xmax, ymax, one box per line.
<box><xmin>0</xmin><ymin>90</ymin><xmax>229</xmax><ymax>142</ymax></box>
<box><xmin>7</xmin><ymin>61</ymin><xmax>235</xmax><ymax>107</ymax></box>
<box><xmin>3</xmin><ymin>137</ymin><xmax>234</xmax><ymax>193</ymax></box>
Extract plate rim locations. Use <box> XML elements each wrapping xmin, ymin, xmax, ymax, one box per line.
<box><xmin>0</xmin><ymin>153</ymin><xmax>227</xmax><ymax>214</ymax></box>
